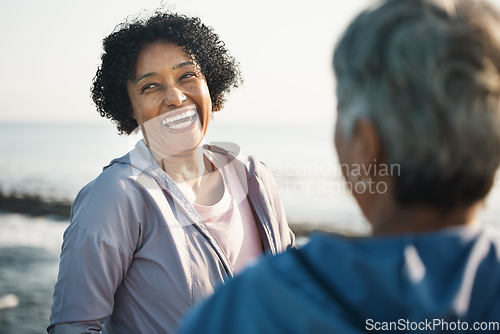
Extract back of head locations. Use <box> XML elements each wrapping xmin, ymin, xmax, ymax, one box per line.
<box><xmin>334</xmin><ymin>0</ymin><xmax>500</xmax><ymax>210</ymax></box>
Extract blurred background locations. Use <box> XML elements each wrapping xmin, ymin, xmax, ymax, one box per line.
<box><xmin>1</xmin><ymin>0</ymin><xmax>500</xmax><ymax>332</ymax></box>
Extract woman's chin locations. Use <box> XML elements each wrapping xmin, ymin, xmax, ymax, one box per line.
<box><xmin>165</xmin><ymin>122</ymin><xmax>205</xmax><ymax>155</ymax></box>
<box><xmin>144</xmin><ymin>113</ymin><xmax>206</xmax><ymax>158</ymax></box>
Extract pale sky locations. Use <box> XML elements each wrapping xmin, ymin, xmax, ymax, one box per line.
<box><xmin>3</xmin><ymin>0</ymin><xmax>500</xmax><ymax>126</ymax></box>
<box><xmin>0</xmin><ymin>0</ymin><xmax>376</xmax><ymax>126</ymax></box>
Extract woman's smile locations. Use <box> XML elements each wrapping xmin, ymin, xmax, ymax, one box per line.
<box><xmin>161</xmin><ymin>105</ymin><xmax>199</xmax><ymax>132</ymax></box>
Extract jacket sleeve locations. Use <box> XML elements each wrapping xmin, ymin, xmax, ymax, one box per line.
<box><xmin>256</xmin><ymin>160</ymin><xmax>296</xmax><ymax>251</ymax></box>
<box><xmin>48</xmin><ymin>323</ymin><xmax>95</xmax><ymax>334</ymax></box>
<box><xmin>48</xmin><ymin>169</ymin><xmax>143</xmax><ymax>333</ymax></box>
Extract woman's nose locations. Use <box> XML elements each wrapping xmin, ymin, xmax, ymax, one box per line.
<box><xmin>165</xmin><ymin>87</ymin><xmax>186</xmax><ymax>106</ymax></box>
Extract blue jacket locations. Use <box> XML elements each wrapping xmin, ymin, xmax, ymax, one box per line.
<box><xmin>179</xmin><ymin>224</ymin><xmax>500</xmax><ymax>333</ymax></box>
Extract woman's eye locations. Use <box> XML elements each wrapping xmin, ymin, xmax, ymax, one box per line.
<box><xmin>141</xmin><ymin>83</ymin><xmax>159</xmax><ymax>93</ymax></box>
<box><xmin>180</xmin><ymin>72</ymin><xmax>197</xmax><ymax>81</ymax></box>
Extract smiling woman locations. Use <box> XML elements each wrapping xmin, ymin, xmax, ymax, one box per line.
<box><xmin>127</xmin><ymin>41</ymin><xmax>211</xmax><ymax>161</ymax></box>
<box><xmin>91</xmin><ymin>13</ymin><xmax>241</xmax><ymax>135</ymax></box>
<box><xmin>126</xmin><ymin>41</ymin><xmax>212</xmax><ymax>127</ymax></box>
<box><xmin>47</xmin><ymin>11</ymin><xmax>294</xmax><ymax>334</ymax></box>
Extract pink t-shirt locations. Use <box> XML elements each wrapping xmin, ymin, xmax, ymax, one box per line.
<box><xmin>193</xmin><ymin>157</ymin><xmax>263</xmax><ymax>273</ymax></box>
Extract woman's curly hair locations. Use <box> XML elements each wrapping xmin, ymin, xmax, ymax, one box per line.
<box><xmin>91</xmin><ymin>12</ymin><xmax>242</xmax><ymax>134</ymax></box>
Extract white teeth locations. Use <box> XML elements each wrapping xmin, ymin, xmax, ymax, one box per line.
<box><xmin>163</xmin><ymin>109</ymin><xmax>196</xmax><ymax>124</ymax></box>
<box><xmin>170</xmin><ymin>121</ymin><xmax>191</xmax><ymax>130</ymax></box>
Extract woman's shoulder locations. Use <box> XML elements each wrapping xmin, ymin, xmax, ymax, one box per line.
<box><xmin>71</xmin><ymin>157</ymin><xmax>149</xmax><ymax>220</ymax></box>
<box><xmin>86</xmin><ymin>159</ymin><xmax>141</xmax><ymax>196</ymax></box>
<box><xmin>62</xmin><ymin>164</ymin><xmax>146</xmax><ymax>261</ymax></box>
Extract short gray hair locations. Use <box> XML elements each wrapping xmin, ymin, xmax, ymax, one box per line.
<box><xmin>334</xmin><ymin>0</ymin><xmax>500</xmax><ymax>209</ymax></box>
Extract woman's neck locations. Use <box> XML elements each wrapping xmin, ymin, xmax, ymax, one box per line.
<box><xmin>156</xmin><ymin>146</ymin><xmax>209</xmax><ymax>185</ymax></box>
<box><xmin>369</xmin><ymin>199</ymin><xmax>481</xmax><ymax>236</ymax></box>
<box><xmin>156</xmin><ymin>146</ymin><xmax>223</xmax><ymax>205</ymax></box>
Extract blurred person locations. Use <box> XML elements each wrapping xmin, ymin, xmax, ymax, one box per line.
<box><xmin>178</xmin><ymin>0</ymin><xmax>500</xmax><ymax>333</ymax></box>
<box><xmin>47</xmin><ymin>11</ymin><xmax>294</xmax><ymax>334</ymax></box>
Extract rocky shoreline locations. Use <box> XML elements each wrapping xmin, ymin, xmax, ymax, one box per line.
<box><xmin>0</xmin><ymin>192</ymin><xmax>71</xmax><ymax>219</ymax></box>
<box><xmin>0</xmin><ymin>192</ymin><xmax>364</xmax><ymax>237</ymax></box>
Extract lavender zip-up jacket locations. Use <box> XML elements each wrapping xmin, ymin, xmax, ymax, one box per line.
<box><xmin>48</xmin><ymin>140</ymin><xmax>295</xmax><ymax>334</ymax></box>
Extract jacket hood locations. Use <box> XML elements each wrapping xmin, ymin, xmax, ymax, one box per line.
<box><xmin>103</xmin><ymin>139</ymin><xmax>244</xmax><ymax>176</ymax></box>
<box><xmin>280</xmin><ymin>225</ymin><xmax>500</xmax><ymax>331</ymax></box>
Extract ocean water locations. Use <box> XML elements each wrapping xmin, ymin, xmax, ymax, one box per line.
<box><xmin>0</xmin><ymin>121</ymin><xmax>368</xmax><ymax>229</ymax></box>
<box><xmin>0</xmin><ymin>121</ymin><xmax>499</xmax><ymax>333</ymax></box>
<box><xmin>0</xmin><ymin>214</ymin><xmax>64</xmax><ymax>333</ymax></box>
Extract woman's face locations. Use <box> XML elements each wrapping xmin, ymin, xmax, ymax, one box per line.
<box><xmin>126</xmin><ymin>40</ymin><xmax>212</xmax><ymax>134</ymax></box>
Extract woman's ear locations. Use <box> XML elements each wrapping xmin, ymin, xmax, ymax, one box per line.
<box><xmin>352</xmin><ymin>118</ymin><xmax>382</xmax><ymax>171</ymax></box>
<box><xmin>128</xmin><ymin>104</ymin><xmax>136</xmax><ymax>120</ymax></box>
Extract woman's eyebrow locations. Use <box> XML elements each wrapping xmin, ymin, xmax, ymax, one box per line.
<box><xmin>133</xmin><ymin>61</ymin><xmax>196</xmax><ymax>83</ymax></box>
<box><xmin>134</xmin><ymin>72</ymin><xmax>157</xmax><ymax>84</ymax></box>
<box><xmin>173</xmin><ymin>61</ymin><xmax>196</xmax><ymax>70</ymax></box>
